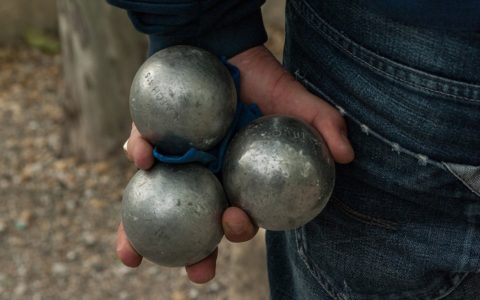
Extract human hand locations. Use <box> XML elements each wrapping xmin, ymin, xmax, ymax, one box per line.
<box><xmin>229</xmin><ymin>46</ymin><xmax>355</xmax><ymax>164</ymax></box>
<box><xmin>117</xmin><ymin>45</ymin><xmax>354</xmax><ymax>283</ymax></box>
<box><xmin>117</xmin><ymin>124</ymin><xmax>258</xmax><ymax>283</ymax></box>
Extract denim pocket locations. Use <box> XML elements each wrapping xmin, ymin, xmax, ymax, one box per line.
<box><xmin>291</xmin><ymin>126</ymin><xmax>480</xmax><ymax>298</ymax></box>
<box><xmin>295</xmin><ymin>69</ymin><xmax>480</xmax><ymax>203</ymax></box>
<box><xmin>285</xmin><ymin>1</ymin><xmax>480</xmax><ymax>298</ymax></box>
<box><xmin>294</xmin><ymin>219</ymin><xmax>472</xmax><ymax>299</ymax></box>
<box><xmin>286</xmin><ymin>0</ymin><xmax>480</xmax><ymax>166</ymax></box>
<box><xmin>292</xmin><ymin>72</ymin><xmax>480</xmax><ymax>298</ymax></box>
<box><xmin>292</xmin><ymin>60</ymin><xmax>480</xmax><ymax>296</ymax></box>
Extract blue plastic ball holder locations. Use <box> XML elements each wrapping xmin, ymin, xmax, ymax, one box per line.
<box><xmin>152</xmin><ymin>59</ymin><xmax>262</xmax><ymax>174</ymax></box>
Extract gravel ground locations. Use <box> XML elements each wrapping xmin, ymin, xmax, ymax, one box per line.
<box><xmin>0</xmin><ymin>45</ymin><xmax>270</xmax><ymax>300</ymax></box>
<box><xmin>0</xmin><ymin>2</ymin><xmax>285</xmax><ymax>299</ymax></box>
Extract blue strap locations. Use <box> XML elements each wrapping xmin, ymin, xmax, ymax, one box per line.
<box><xmin>153</xmin><ymin>147</ymin><xmax>217</xmax><ymax>165</ymax></box>
<box><xmin>152</xmin><ymin>60</ymin><xmax>262</xmax><ymax>173</ymax></box>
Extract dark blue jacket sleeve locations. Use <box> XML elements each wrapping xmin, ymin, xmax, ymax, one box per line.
<box><xmin>106</xmin><ymin>0</ymin><xmax>268</xmax><ymax>57</ymax></box>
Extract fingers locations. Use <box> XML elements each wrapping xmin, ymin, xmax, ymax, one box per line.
<box><xmin>274</xmin><ymin>80</ymin><xmax>355</xmax><ymax>164</ymax></box>
<box><xmin>126</xmin><ymin>123</ymin><xmax>154</xmax><ymax>170</ymax></box>
<box><xmin>116</xmin><ymin>222</ymin><xmax>143</xmax><ymax>267</ymax></box>
<box><xmin>273</xmin><ymin>84</ymin><xmax>355</xmax><ymax>164</ymax></box>
<box><xmin>228</xmin><ymin>47</ymin><xmax>354</xmax><ymax>165</ymax></box>
<box><xmin>118</xmin><ymin>125</ymin><xmax>151</xmax><ymax>266</ymax></box>
<box><xmin>310</xmin><ymin>101</ymin><xmax>355</xmax><ymax>164</ymax></box>
<box><xmin>222</xmin><ymin>207</ymin><xmax>258</xmax><ymax>243</ymax></box>
<box><xmin>117</xmin><ymin>221</ymin><xmax>219</xmax><ymax>284</ymax></box>
<box><xmin>230</xmin><ymin>47</ymin><xmax>354</xmax><ymax>164</ymax></box>
<box><xmin>278</xmin><ymin>80</ymin><xmax>354</xmax><ymax>165</ymax></box>
<box><xmin>185</xmin><ymin>248</ymin><xmax>218</xmax><ymax>284</ymax></box>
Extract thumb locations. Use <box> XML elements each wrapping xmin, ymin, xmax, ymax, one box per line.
<box><xmin>222</xmin><ymin>207</ymin><xmax>258</xmax><ymax>243</ymax></box>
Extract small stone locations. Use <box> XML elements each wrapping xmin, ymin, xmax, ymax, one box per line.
<box><xmin>17</xmin><ymin>265</ymin><xmax>27</xmax><ymax>277</ymax></box>
<box><xmin>66</xmin><ymin>250</ymin><xmax>77</xmax><ymax>261</ymax></box>
<box><xmin>32</xmin><ymin>280</ymin><xmax>43</xmax><ymax>289</ymax></box>
<box><xmin>82</xmin><ymin>232</ymin><xmax>96</xmax><ymax>246</ymax></box>
<box><xmin>93</xmin><ymin>161</ymin><xmax>110</xmax><ymax>174</ymax></box>
<box><xmin>47</xmin><ymin>133</ymin><xmax>61</xmax><ymax>153</ymax></box>
<box><xmin>65</xmin><ymin>200</ymin><xmax>76</xmax><ymax>211</ymax></box>
<box><xmin>88</xmin><ymin>197</ymin><xmax>107</xmax><ymax>209</ymax></box>
<box><xmin>84</xmin><ymin>255</ymin><xmax>102</xmax><ymax>271</ymax></box>
<box><xmin>171</xmin><ymin>291</ymin><xmax>187</xmax><ymax>300</ymax></box>
<box><xmin>52</xmin><ymin>158</ymin><xmax>75</xmax><ymax>172</ymax></box>
<box><xmin>52</xmin><ymin>263</ymin><xmax>68</xmax><ymax>276</ymax></box>
<box><xmin>14</xmin><ymin>282</ymin><xmax>27</xmax><ymax>296</ymax></box>
<box><xmin>32</xmin><ymin>294</ymin><xmax>42</xmax><ymax>300</ymax></box>
<box><xmin>119</xmin><ymin>291</ymin><xmax>129</xmax><ymax>300</ymax></box>
<box><xmin>56</xmin><ymin>172</ymin><xmax>75</xmax><ymax>189</ymax></box>
<box><xmin>0</xmin><ymin>220</ymin><xmax>6</xmax><ymax>233</ymax></box>
<box><xmin>208</xmin><ymin>282</ymin><xmax>220</xmax><ymax>293</ymax></box>
<box><xmin>15</xmin><ymin>210</ymin><xmax>33</xmax><ymax>230</ymax></box>
<box><xmin>146</xmin><ymin>266</ymin><xmax>158</xmax><ymax>276</ymax></box>
<box><xmin>84</xmin><ymin>188</ymin><xmax>94</xmax><ymax>198</ymax></box>
<box><xmin>188</xmin><ymin>288</ymin><xmax>199</xmax><ymax>299</ymax></box>
<box><xmin>27</xmin><ymin>120</ymin><xmax>39</xmax><ymax>130</ymax></box>
<box><xmin>0</xmin><ymin>179</ymin><xmax>9</xmax><ymax>189</ymax></box>
<box><xmin>114</xmin><ymin>263</ymin><xmax>133</xmax><ymax>276</ymax></box>
<box><xmin>20</xmin><ymin>162</ymin><xmax>43</xmax><ymax>181</ymax></box>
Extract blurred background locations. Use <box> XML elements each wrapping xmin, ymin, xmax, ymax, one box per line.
<box><xmin>0</xmin><ymin>1</ymin><xmax>285</xmax><ymax>299</ymax></box>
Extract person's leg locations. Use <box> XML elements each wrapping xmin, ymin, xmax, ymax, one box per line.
<box><xmin>265</xmin><ymin>0</ymin><xmax>480</xmax><ymax>298</ymax></box>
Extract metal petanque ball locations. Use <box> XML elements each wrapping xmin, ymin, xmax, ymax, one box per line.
<box><xmin>129</xmin><ymin>45</ymin><xmax>237</xmax><ymax>154</ymax></box>
<box><xmin>122</xmin><ymin>163</ymin><xmax>227</xmax><ymax>267</ymax></box>
<box><xmin>223</xmin><ymin>115</ymin><xmax>335</xmax><ymax>231</ymax></box>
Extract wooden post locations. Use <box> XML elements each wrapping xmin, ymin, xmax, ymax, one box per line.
<box><xmin>57</xmin><ymin>0</ymin><xmax>147</xmax><ymax>161</ymax></box>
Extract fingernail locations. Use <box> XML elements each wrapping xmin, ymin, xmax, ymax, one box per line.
<box><xmin>116</xmin><ymin>239</ymin><xmax>125</xmax><ymax>254</ymax></box>
<box><xmin>123</xmin><ymin>140</ymin><xmax>129</xmax><ymax>153</ymax></box>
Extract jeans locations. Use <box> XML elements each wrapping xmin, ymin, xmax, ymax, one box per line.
<box><xmin>266</xmin><ymin>0</ymin><xmax>480</xmax><ymax>299</ymax></box>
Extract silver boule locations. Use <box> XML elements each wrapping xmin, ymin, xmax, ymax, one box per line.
<box><xmin>223</xmin><ymin>115</ymin><xmax>335</xmax><ymax>230</ymax></box>
<box><xmin>129</xmin><ymin>45</ymin><xmax>237</xmax><ymax>154</ymax></box>
<box><xmin>122</xmin><ymin>163</ymin><xmax>227</xmax><ymax>267</ymax></box>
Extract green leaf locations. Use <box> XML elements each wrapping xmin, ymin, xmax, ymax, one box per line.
<box><xmin>24</xmin><ymin>29</ymin><xmax>60</xmax><ymax>54</ymax></box>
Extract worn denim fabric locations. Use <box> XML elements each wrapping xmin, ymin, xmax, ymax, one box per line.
<box><xmin>266</xmin><ymin>0</ymin><xmax>480</xmax><ymax>299</ymax></box>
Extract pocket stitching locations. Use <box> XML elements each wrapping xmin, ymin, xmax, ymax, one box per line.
<box><xmin>290</xmin><ymin>0</ymin><xmax>480</xmax><ymax>104</ymax></box>
<box><xmin>294</xmin><ymin>228</ymin><xmax>349</xmax><ymax>300</ymax></box>
<box><xmin>294</xmin><ymin>70</ymin><xmax>446</xmax><ymax>169</ymax></box>
<box><xmin>333</xmin><ymin>198</ymin><xmax>399</xmax><ymax>230</ymax></box>
<box><xmin>295</xmin><ymin>224</ymin><xmax>471</xmax><ymax>300</ymax></box>
<box><xmin>296</xmin><ymin>71</ymin><xmax>480</xmax><ymax>202</ymax></box>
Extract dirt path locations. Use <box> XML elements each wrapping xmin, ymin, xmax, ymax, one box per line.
<box><xmin>0</xmin><ymin>47</ymin><xmax>269</xmax><ymax>300</ymax></box>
